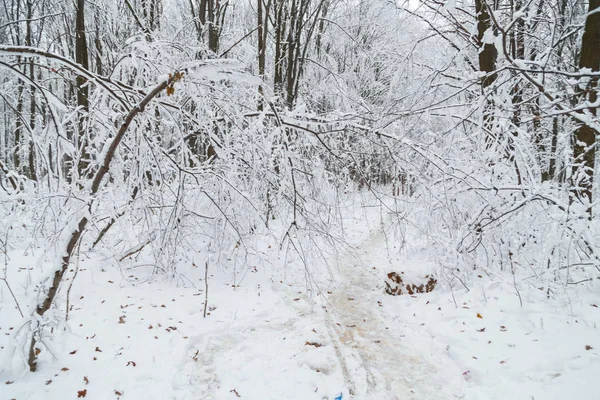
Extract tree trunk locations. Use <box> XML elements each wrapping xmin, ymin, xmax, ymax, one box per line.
<box><xmin>195</xmin><ymin>0</ymin><xmax>225</xmax><ymax>54</ymax></box>
<box><xmin>75</xmin><ymin>0</ymin><xmax>90</xmax><ymax>177</ymax></box>
<box><xmin>14</xmin><ymin>79</ymin><xmax>23</xmax><ymax>172</ymax></box>
<box><xmin>475</xmin><ymin>0</ymin><xmax>497</xmax><ymax>90</ymax></box>
<box><xmin>94</xmin><ymin>9</ymin><xmax>103</xmax><ymax>75</ymax></box>
<box><xmin>273</xmin><ymin>0</ymin><xmax>286</xmax><ymax>96</ymax></box>
<box><xmin>572</xmin><ymin>0</ymin><xmax>599</xmax><ymax>206</ymax></box>
<box><xmin>475</xmin><ymin>0</ymin><xmax>498</xmax><ymax>146</ymax></box>
<box><xmin>257</xmin><ymin>0</ymin><xmax>269</xmax><ymax>110</ymax></box>
<box><xmin>26</xmin><ymin>0</ymin><xmax>36</xmax><ymax>181</ymax></box>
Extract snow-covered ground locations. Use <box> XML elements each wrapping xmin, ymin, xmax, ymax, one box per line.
<box><xmin>1</xmin><ymin>201</ymin><xmax>599</xmax><ymax>400</ymax></box>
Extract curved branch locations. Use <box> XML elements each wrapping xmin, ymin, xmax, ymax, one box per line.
<box><xmin>0</xmin><ymin>45</ymin><xmax>131</xmax><ymax>110</ymax></box>
<box><xmin>28</xmin><ymin>74</ymin><xmax>175</xmax><ymax>372</ymax></box>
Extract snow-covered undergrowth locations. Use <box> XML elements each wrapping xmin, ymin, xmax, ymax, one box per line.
<box><xmin>367</xmin><ymin>221</ymin><xmax>600</xmax><ymax>400</ymax></box>
<box><xmin>2</xmin><ymin>190</ymin><xmax>599</xmax><ymax>399</ymax></box>
<box><xmin>0</xmin><ymin>189</ymin><xmax>344</xmax><ymax>398</ymax></box>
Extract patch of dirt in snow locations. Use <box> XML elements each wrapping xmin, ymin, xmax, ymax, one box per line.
<box><xmin>324</xmin><ymin>229</ymin><xmax>465</xmax><ymax>400</ymax></box>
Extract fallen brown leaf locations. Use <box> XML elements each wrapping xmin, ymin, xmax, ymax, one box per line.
<box><xmin>305</xmin><ymin>341</ymin><xmax>323</xmax><ymax>348</ymax></box>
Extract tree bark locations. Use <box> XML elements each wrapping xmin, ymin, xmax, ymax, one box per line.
<box><xmin>572</xmin><ymin>0</ymin><xmax>599</xmax><ymax>206</ymax></box>
<box><xmin>75</xmin><ymin>0</ymin><xmax>90</xmax><ymax>177</ymax></box>
<box><xmin>26</xmin><ymin>0</ymin><xmax>36</xmax><ymax>181</ymax></box>
<box><xmin>475</xmin><ymin>0</ymin><xmax>497</xmax><ymax>90</ymax></box>
<box><xmin>257</xmin><ymin>0</ymin><xmax>268</xmax><ymax>110</ymax></box>
<box><xmin>475</xmin><ymin>0</ymin><xmax>498</xmax><ymax>147</ymax></box>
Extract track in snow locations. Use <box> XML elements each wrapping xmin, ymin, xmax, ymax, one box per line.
<box><xmin>324</xmin><ymin>228</ymin><xmax>464</xmax><ymax>400</ymax></box>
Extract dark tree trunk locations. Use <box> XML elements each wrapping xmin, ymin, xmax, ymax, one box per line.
<box><xmin>94</xmin><ymin>9</ymin><xmax>103</xmax><ymax>75</ymax></box>
<box><xmin>14</xmin><ymin>80</ymin><xmax>23</xmax><ymax>172</ymax></box>
<box><xmin>475</xmin><ymin>0</ymin><xmax>498</xmax><ymax>149</ymax></box>
<box><xmin>194</xmin><ymin>0</ymin><xmax>225</xmax><ymax>54</ymax></box>
<box><xmin>572</xmin><ymin>0</ymin><xmax>599</xmax><ymax>206</ymax></box>
<box><xmin>273</xmin><ymin>0</ymin><xmax>286</xmax><ymax>96</ymax></box>
<box><xmin>142</xmin><ymin>0</ymin><xmax>160</xmax><ymax>31</ymax></box>
<box><xmin>75</xmin><ymin>0</ymin><xmax>90</xmax><ymax>176</ymax></box>
<box><xmin>258</xmin><ymin>0</ymin><xmax>270</xmax><ymax>110</ymax></box>
<box><xmin>26</xmin><ymin>0</ymin><xmax>36</xmax><ymax>181</ymax></box>
<box><xmin>475</xmin><ymin>0</ymin><xmax>497</xmax><ymax>90</ymax></box>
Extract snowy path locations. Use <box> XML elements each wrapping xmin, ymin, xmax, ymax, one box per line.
<box><xmin>4</xmin><ymin>218</ymin><xmax>598</xmax><ymax>400</ymax></box>
<box><xmin>174</xmin><ymin>225</ymin><xmax>465</xmax><ymax>400</ymax></box>
<box><xmin>324</xmin><ymin>228</ymin><xmax>464</xmax><ymax>400</ymax></box>
<box><xmin>177</xmin><ymin>225</ymin><xmax>467</xmax><ymax>400</ymax></box>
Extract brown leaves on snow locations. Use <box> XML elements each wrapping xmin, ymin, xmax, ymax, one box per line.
<box><xmin>305</xmin><ymin>342</ymin><xmax>323</xmax><ymax>348</ymax></box>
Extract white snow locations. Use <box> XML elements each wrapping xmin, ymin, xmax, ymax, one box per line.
<box><xmin>2</xmin><ymin>200</ymin><xmax>598</xmax><ymax>400</ymax></box>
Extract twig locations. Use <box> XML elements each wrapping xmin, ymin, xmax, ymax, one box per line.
<box><xmin>1</xmin><ymin>278</ymin><xmax>24</xmax><ymax>318</ymax></box>
<box><xmin>452</xmin><ymin>271</ymin><xmax>470</xmax><ymax>292</ymax></box>
<box><xmin>203</xmin><ymin>260</ymin><xmax>209</xmax><ymax>318</ymax></box>
<box><xmin>119</xmin><ymin>241</ymin><xmax>150</xmax><ymax>262</ymax></box>
<box><xmin>219</xmin><ymin>27</ymin><xmax>258</xmax><ymax>58</ymax></box>
<box><xmin>509</xmin><ymin>252</ymin><xmax>523</xmax><ymax>307</ymax></box>
<box><xmin>92</xmin><ymin>187</ymin><xmax>139</xmax><ymax>248</ymax></box>
<box><xmin>1</xmin><ymin>226</ymin><xmax>23</xmax><ymax>318</ymax></box>
<box><xmin>567</xmin><ymin>278</ymin><xmax>594</xmax><ymax>285</ymax></box>
<box><xmin>450</xmin><ymin>283</ymin><xmax>458</xmax><ymax>309</ymax></box>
